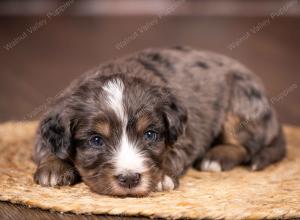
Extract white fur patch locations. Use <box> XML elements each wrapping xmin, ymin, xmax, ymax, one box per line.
<box><xmin>201</xmin><ymin>160</ymin><xmax>222</xmax><ymax>172</ymax></box>
<box><xmin>156</xmin><ymin>181</ymin><xmax>163</xmax><ymax>191</ymax></box>
<box><xmin>103</xmin><ymin>78</ymin><xmax>125</xmax><ymax>121</ymax></box>
<box><xmin>114</xmin><ymin>132</ymin><xmax>146</xmax><ymax>174</ymax></box>
<box><xmin>251</xmin><ymin>164</ymin><xmax>258</xmax><ymax>171</ymax></box>
<box><xmin>156</xmin><ymin>175</ymin><xmax>175</xmax><ymax>191</ymax></box>
<box><xmin>39</xmin><ymin>174</ymin><xmax>50</xmax><ymax>186</ymax></box>
<box><xmin>104</xmin><ymin>79</ymin><xmax>147</xmax><ymax>175</ymax></box>
<box><xmin>50</xmin><ymin>174</ymin><xmax>58</xmax><ymax>186</ymax></box>
<box><xmin>39</xmin><ymin>173</ymin><xmax>59</xmax><ymax>186</ymax></box>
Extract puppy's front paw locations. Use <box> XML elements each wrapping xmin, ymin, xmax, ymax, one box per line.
<box><xmin>155</xmin><ymin>175</ymin><xmax>177</xmax><ymax>192</ymax></box>
<box><xmin>34</xmin><ymin>160</ymin><xmax>79</xmax><ymax>187</ymax></box>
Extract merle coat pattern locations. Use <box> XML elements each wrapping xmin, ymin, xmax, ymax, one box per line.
<box><xmin>33</xmin><ymin>47</ymin><xmax>286</xmax><ymax>196</ymax></box>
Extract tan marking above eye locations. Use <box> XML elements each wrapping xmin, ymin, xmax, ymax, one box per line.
<box><xmin>136</xmin><ymin>115</ymin><xmax>151</xmax><ymax>133</ymax></box>
<box><xmin>95</xmin><ymin>122</ymin><xmax>111</xmax><ymax>137</ymax></box>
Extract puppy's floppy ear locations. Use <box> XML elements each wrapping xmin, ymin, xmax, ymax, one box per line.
<box><xmin>39</xmin><ymin>109</ymin><xmax>74</xmax><ymax>160</ymax></box>
<box><xmin>162</xmin><ymin>89</ymin><xmax>188</xmax><ymax>145</ymax></box>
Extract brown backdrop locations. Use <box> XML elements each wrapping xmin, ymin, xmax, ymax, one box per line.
<box><xmin>0</xmin><ymin>1</ymin><xmax>300</xmax><ymax>125</ymax></box>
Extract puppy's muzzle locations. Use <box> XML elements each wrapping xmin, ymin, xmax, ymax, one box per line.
<box><xmin>115</xmin><ymin>173</ymin><xmax>141</xmax><ymax>189</ymax></box>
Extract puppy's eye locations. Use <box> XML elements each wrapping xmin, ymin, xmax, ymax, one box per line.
<box><xmin>143</xmin><ymin>130</ymin><xmax>158</xmax><ymax>142</ymax></box>
<box><xmin>89</xmin><ymin>135</ymin><xmax>104</xmax><ymax>147</ymax></box>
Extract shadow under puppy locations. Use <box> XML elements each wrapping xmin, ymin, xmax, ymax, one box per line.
<box><xmin>33</xmin><ymin>47</ymin><xmax>286</xmax><ymax>196</ymax></box>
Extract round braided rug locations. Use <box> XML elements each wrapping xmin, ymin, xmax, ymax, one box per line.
<box><xmin>0</xmin><ymin>121</ymin><xmax>299</xmax><ymax>219</ymax></box>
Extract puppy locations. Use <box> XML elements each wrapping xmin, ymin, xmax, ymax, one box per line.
<box><xmin>33</xmin><ymin>47</ymin><xmax>286</xmax><ymax>196</ymax></box>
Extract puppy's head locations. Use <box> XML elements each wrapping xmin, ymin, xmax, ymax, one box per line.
<box><xmin>39</xmin><ymin>74</ymin><xmax>187</xmax><ymax>196</ymax></box>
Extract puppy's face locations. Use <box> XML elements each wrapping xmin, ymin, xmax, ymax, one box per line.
<box><xmin>40</xmin><ymin>75</ymin><xmax>187</xmax><ymax>196</ymax></box>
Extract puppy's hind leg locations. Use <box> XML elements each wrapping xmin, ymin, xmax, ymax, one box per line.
<box><xmin>225</xmin><ymin>71</ymin><xmax>287</xmax><ymax>171</ymax></box>
<box><xmin>194</xmin><ymin>114</ymin><xmax>248</xmax><ymax>172</ymax></box>
<box><xmin>199</xmin><ymin>144</ymin><xmax>247</xmax><ymax>172</ymax></box>
<box><xmin>197</xmin><ymin>71</ymin><xmax>286</xmax><ymax>172</ymax></box>
<box><xmin>251</xmin><ymin>126</ymin><xmax>286</xmax><ymax>171</ymax></box>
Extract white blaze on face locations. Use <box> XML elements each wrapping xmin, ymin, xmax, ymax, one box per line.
<box><xmin>102</xmin><ymin>79</ymin><xmax>125</xmax><ymax>121</ymax></box>
<box><xmin>115</xmin><ymin>132</ymin><xmax>146</xmax><ymax>174</ymax></box>
<box><xmin>103</xmin><ymin>78</ymin><xmax>146</xmax><ymax>175</ymax></box>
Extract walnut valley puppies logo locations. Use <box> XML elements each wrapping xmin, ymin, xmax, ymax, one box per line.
<box><xmin>47</xmin><ymin>0</ymin><xmax>74</xmax><ymax>18</ymax></box>
<box><xmin>270</xmin><ymin>83</ymin><xmax>298</xmax><ymax>104</ymax></box>
<box><xmin>2</xmin><ymin>0</ymin><xmax>74</xmax><ymax>51</ymax></box>
<box><xmin>115</xmin><ymin>0</ymin><xmax>186</xmax><ymax>50</ymax></box>
<box><xmin>14</xmin><ymin>87</ymin><xmax>66</xmax><ymax>130</ymax></box>
<box><xmin>227</xmin><ymin>0</ymin><xmax>298</xmax><ymax>51</ymax></box>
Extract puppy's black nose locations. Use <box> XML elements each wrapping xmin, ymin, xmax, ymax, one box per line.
<box><xmin>116</xmin><ymin>173</ymin><xmax>141</xmax><ymax>188</ymax></box>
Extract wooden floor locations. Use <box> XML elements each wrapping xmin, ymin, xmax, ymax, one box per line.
<box><xmin>0</xmin><ymin>202</ymin><xmax>153</xmax><ymax>220</ymax></box>
<box><xmin>0</xmin><ymin>15</ymin><xmax>299</xmax><ymax>125</ymax></box>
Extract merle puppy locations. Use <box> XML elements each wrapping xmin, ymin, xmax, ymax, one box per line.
<box><xmin>33</xmin><ymin>47</ymin><xmax>286</xmax><ymax>196</ymax></box>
